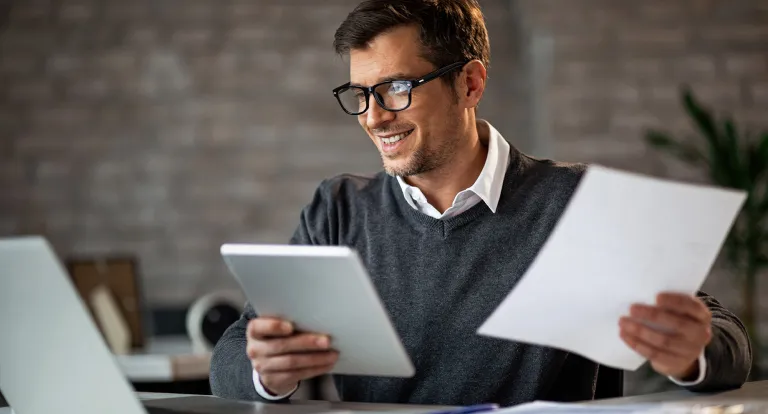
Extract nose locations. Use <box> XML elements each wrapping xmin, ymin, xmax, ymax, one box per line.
<box><xmin>362</xmin><ymin>94</ymin><xmax>395</xmax><ymax>130</ymax></box>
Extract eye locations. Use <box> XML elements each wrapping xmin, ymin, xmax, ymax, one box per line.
<box><xmin>351</xmin><ymin>89</ymin><xmax>366</xmax><ymax>102</ymax></box>
<box><xmin>388</xmin><ymin>82</ymin><xmax>410</xmax><ymax>95</ymax></box>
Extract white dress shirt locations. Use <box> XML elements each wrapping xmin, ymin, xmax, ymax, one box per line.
<box><xmin>252</xmin><ymin>119</ymin><xmax>705</xmax><ymax>398</ymax></box>
<box><xmin>253</xmin><ymin>369</ymin><xmax>297</xmax><ymax>400</ymax></box>
<box><xmin>396</xmin><ymin>120</ymin><xmax>510</xmax><ymax>218</ymax></box>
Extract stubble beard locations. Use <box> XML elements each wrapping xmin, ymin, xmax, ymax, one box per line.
<box><xmin>381</xmin><ymin>99</ymin><xmax>463</xmax><ymax>178</ymax></box>
<box><xmin>382</xmin><ymin>128</ymin><xmax>460</xmax><ymax>178</ymax></box>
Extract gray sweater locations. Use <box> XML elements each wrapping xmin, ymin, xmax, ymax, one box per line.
<box><xmin>210</xmin><ymin>146</ymin><xmax>751</xmax><ymax>406</ymax></box>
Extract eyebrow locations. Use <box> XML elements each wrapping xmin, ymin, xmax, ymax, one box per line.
<box><xmin>349</xmin><ymin>72</ymin><xmax>415</xmax><ymax>87</ymax></box>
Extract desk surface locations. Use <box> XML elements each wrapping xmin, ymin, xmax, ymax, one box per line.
<box><xmin>2</xmin><ymin>381</ymin><xmax>767</xmax><ymax>414</ymax></box>
<box><xmin>590</xmin><ymin>379</ymin><xmax>768</xmax><ymax>405</ymax></box>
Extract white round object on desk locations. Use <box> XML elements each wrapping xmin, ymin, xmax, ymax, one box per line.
<box><xmin>186</xmin><ymin>291</ymin><xmax>243</xmax><ymax>354</ymax></box>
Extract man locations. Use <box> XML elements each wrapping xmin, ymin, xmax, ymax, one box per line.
<box><xmin>210</xmin><ymin>0</ymin><xmax>751</xmax><ymax>406</ymax></box>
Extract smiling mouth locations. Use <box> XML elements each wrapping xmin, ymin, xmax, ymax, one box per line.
<box><xmin>379</xmin><ymin>129</ymin><xmax>414</xmax><ymax>145</ymax></box>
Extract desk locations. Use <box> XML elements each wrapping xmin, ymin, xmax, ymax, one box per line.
<box><xmin>144</xmin><ymin>394</ymin><xmax>444</xmax><ymax>413</ymax></box>
<box><xmin>117</xmin><ymin>336</ymin><xmax>211</xmax><ymax>395</ymax></box>
<box><xmin>2</xmin><ymin>381</ymin><xmax>767</xmax><ymax>414</ymax></box>
<box><xmin>0</xmin><ymin>392</ymin><xmax>443</xmax><ymax>414</ymax></box>
<box><xmin>117</xmin><ymin>336</ymin><xmax>210</xmax><ymax>383</ymax></box>
<box><xmin>589</xmin><ymin>380</ymin><xmax>768</xmax><ymax>405</ymax></box>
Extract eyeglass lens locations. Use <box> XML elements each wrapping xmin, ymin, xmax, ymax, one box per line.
<box><xmin>337</xmin><ymin>81</ymin><xmax>411</xmax><ymax>114</ymax></box>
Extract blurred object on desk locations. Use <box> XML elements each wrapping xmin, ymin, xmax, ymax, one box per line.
<box><xmin>66</xmin><ymin>256</ymin><xmax>149</xmax><ymax>350</ymax></box>
<box><xmin>186</xmin><ymin>290</ymin><xmax>243</xmax><ymax>354</ymax></box>
<box><xmin>117</xmin><ymin>335</ymin><xmax>212</xmax><ymax>395</ymax></box>
<box><xmin>91</xmin><ymin>283</ymin><xmax>132</xmax><ymax>354</ymax></box>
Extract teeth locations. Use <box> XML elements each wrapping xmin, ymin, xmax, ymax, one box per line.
<box><xmin>381</xmin><ymin>130</ymin><xmax>411</xmax><ymax>145</ymax></box>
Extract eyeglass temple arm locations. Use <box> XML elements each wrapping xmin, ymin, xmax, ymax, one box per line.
<box><xmin>411</xmin><ymin>61</ymin><xmax>468</xmax><ymax>88</ymax></box>
<box><xmin>333</xmin><ymin>60</ymin><xmax>468</xmax><ymax>94</ymax></box>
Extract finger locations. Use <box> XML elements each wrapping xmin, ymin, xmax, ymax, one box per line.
<box><xmin>629</xmin><ymin>304</ymin><xmax>712</xmax><ymax>345</ymax></box>
<box><xmin>262</xmin><ymin>363</ymin><xmax>336</xmax><ymax>387</ymax></box>
<box><xmin>247</xmin><ymin>333</ymin><xmax>329</xmax><ymax>360</ymax></box>
<box><xmin>247</xmin><ymin>339</ymin><xmax>259</xmax><ymax>360</ymax></box>
<box><xmin>656</xmin><ymin>293</ymin><xmax>711</xmax><ymax>324</ymax></box>
<box><xmin>262</xmin><ymin>333</ymin><xmax>331</xmax><ymax>356</ymax></box>
<box><xmin>248</xmin><ymin>318</ymin><xmax>294</xmax><ymax>339</ymax></box>
<box><xmin>620</xmin><ymin>330</ymin><xmax>685</xmax><ymax>368</ymax></box>
<box><xmin>259</xmin><ymin>351</ymin><xmax>339</xmax><ymax>373</ymax></box>
<box><xmin>619</xmin><ymin>317</ymin><xmax>700</xmax><ymax>358</ymax></box>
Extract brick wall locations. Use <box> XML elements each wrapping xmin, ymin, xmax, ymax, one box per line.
<box><xmin>1</xmin><ymin>0</ymin><xmax>766</xmax><ymax>394</ymax></box>
<box><xmin>0</xmin><ymin>0</ymin><xmax>527</xmax><ymax>305</ymax></box>
<box><xmin>518</xmin><ymin>0</ymin><xmax>767</xmax><ymax>176</ymax></box>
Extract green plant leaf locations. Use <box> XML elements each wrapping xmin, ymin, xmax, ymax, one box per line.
<box><xmin>645</xmin><ymin>130</ymin><xmax>706</xmax><ymax>165</ymax></box>
<box><xmin>747</xmin><ymin>138</ymin><xmax>764</xmax><ymax>181</ymax></box>
<box><xmin>753</xmin><ymin>229</ymin><xmax>767</xmax><ymax>269</ymax></box>
<box><xmin>761</xmin><ymin>197</ymin><xmax>768</xmax><ymax>216</ymax></box>
<box><xmin>723</xmin><ymin>119</ymin><xmax>739</xmax><ymax>162</ymax></box>
<box><xmin>758</xmin><ymin>251</ymin><xmax>768</xmax><ymax>267</ymax></box>
<box><xmin>757</xmin><ymin>133</ymin><xmax>768</xmax><ymax>214</ymax></box>
<box><xmin>757</xmin><ymin>132</ymin><xmax>768</xmax><ymax>181</ymax></box>
<box><xmin>760</xmin><ymin>132</ymin><xmax>768</xmax><ymax>159</ymax></box>
<box><xmin>722</xmin><ymin>118</ymin><xmax>747</xmax><ymax>188</ymax></box>
<box><xmin>682</xmin><ymin>88</ymin><xmax>732</xmax><ymax>186</ymax></box>
<box><xmin>683</xmin><ymin>88</ymin><xmax>722</xmax><ymax>152</ymax></box>
<box><xmin>724</xmin><ymin>231</ymin><xmax>743</xmax><ymax>268</ymax></box>
<box><xmin>645</xmin><ymin>130</ymin><xmax>675</xmax><ymax>147</ymax></box>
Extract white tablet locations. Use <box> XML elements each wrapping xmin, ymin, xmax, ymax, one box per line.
<box><xmin>220</xmin><ymin>243</ymin><xmax>415</xmax><ymax>378</ymax></box>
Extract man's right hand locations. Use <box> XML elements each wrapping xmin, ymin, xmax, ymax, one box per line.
<box><xmin>246</xmin><ymin>317</ymin><xmax>339</xmax><ymax>396</ymax></box>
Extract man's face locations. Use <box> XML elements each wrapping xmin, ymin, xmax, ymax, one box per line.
<box><xmin>349</xmin><ymin>25</ymin><xmax>464</xmax><ymax>177</ymax></box>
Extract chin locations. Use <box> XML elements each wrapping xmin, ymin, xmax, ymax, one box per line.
<box><xmin>382</xmin><ymin>163</ymin><xmax>403</xmax><ymax>177</ymax></box>
<box><xmin>382</xmin><ymin>159</ymin><xmax>418</xmax><ymax>177</ymax></box>
<box><xmin>381</xmin><ymin>159</ymin><xmax>406</xmax><ymax>176</ymax></box>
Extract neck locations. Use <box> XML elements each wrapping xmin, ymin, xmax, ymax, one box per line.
<box><xmin>403</xmin><ymin>120</ymin><xmax>488</xmax><ymax>213</ymax></box>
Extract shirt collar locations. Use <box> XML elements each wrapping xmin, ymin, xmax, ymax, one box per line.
<box><xmin>396</xmin><ymin>119</ymin><xmax>511</xmax><ymax>213</ymax></box>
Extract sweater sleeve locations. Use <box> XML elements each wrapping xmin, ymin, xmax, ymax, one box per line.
<box><xmin>680</xmin><ymin>290</ymin><xmax>752</xmax><ymax>392</ymax></box>
<box><xmin>209</xmin><ymin>181</ymin><xmax>335</xmax><ymax>401</ymax></box>
<box><xmin>209</xmin><ymin>301</ymin><xmax>270</xmax><ymax>401</ymax></box>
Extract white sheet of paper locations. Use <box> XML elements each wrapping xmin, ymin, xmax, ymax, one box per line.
<box><xmin>494</xmin><ymin>401</ymin><xmax>657</xmax><ymax>414</ymax></box>
<box><xmin>477</xmin><ymin>165</ymin><xmax>746</xmax><ymax>371</ymax></box>
<box><xmin>494</xmin><ymin>400</ymin><xmax>764</xmax><ymax>414</ymax></box>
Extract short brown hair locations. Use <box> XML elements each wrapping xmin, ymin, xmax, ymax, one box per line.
<box><xmin>333</xmin><ymin>0</ymin><xmax>491</xmax><ymax>85</ymax></box>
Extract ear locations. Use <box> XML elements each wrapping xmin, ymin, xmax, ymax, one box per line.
<box><xmin>459</xmin><ymin>60</ymin><xmax>486</xmax><ymax>109</ymax></box>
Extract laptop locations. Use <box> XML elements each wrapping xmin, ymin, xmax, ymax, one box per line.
<box><xmin>0</xmin><ymin>236</ymin><xmax>260</xmax><ymax>414</ymax></box>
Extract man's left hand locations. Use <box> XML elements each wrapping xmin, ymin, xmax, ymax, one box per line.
<box><xmin>619</xmin><ymin>292</ymin><xmax>712</xmax><ymax>380</ymax></box>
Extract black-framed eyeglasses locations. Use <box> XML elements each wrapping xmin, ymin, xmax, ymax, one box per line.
<box><xmin>332</xmin><ymin>61</ymin><xmax>468</xmax><ymax>116</ymax></box>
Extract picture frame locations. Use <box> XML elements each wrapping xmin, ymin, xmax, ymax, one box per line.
<box><xmin>65</xmin><ymin>256</ymin><xmax>149</xmax><ymax>350</ymax></box>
